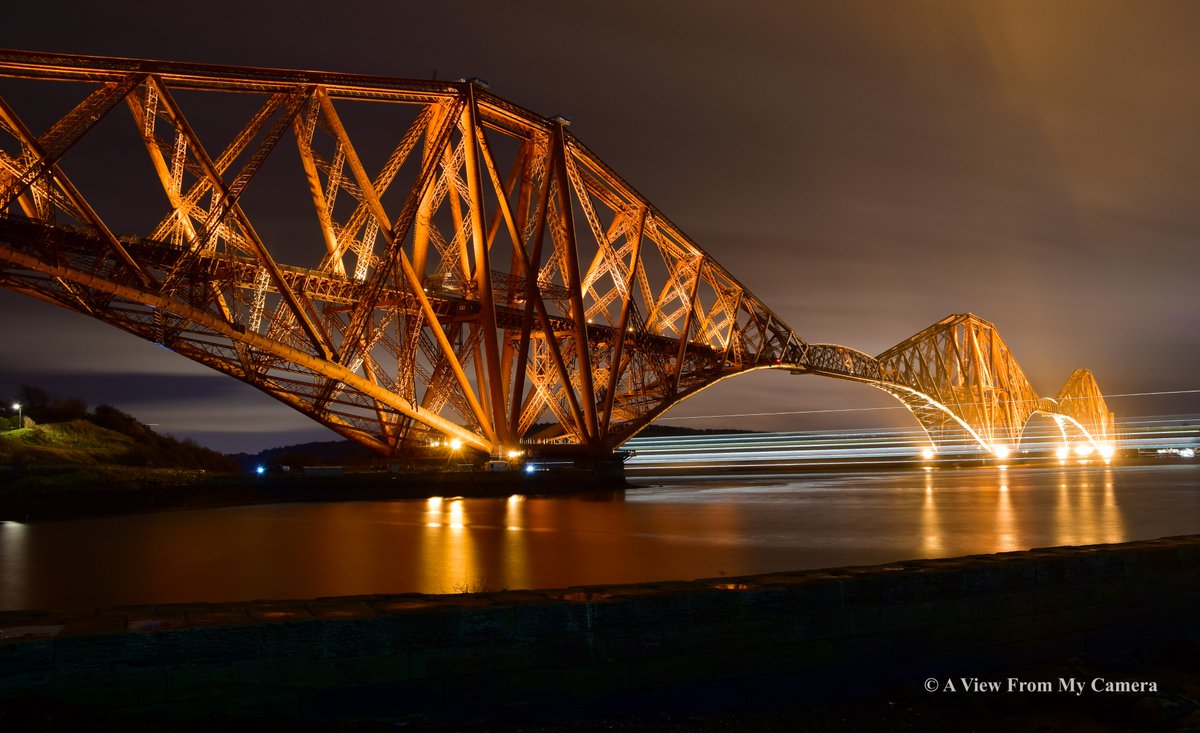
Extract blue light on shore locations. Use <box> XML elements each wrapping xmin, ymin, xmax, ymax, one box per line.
<box><xmin>256</xmin><ymin>465</ymin><xmax>266</xmax><ymax>475</ymax></box>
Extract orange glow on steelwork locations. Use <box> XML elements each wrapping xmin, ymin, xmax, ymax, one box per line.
<box><xmin>0</xmin><ymin>51</ymin><xmax>1114</xmax><ymax>460</ymax></box>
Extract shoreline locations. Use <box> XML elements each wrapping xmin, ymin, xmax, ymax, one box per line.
<box><xmin>0</xmin><ymin>466</ymin><xmax>630</xmax><ymax>523</ymax></box>
<box><xmin>1</xmin><ymin>455</ymin><xmax>1189</xmax><ymax>523</ymax></box>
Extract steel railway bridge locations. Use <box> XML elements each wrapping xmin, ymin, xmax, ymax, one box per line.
<box><xmin>0</xmin><ymin>50</ymin><xmax>1115</xmax><ymax>462</ymax></box>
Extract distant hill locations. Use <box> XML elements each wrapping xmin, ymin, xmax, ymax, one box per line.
<box><xmin>523</xmin><ymin>422</ymin><xmax>759</xmax><ymax>441</ymax></box>
<box><xmin>634</xmin><ymin>425</ymin><xmax>760</xmax><ymax>438</ymax></box>
<box><xmin>227</xmin><ymin>439</ymin><xmax>377</xmax><ymax>473</ymax></box>
<box><xmin>229</xmin><ymin>425</ymin><xmax>760</xmax><ymax>470</ymax></box>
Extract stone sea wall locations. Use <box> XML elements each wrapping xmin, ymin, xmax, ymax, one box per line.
<box><xmin>1</xmin><ymin>535</ymin><xmax>1197</xmax><ymax>722</ymax></box>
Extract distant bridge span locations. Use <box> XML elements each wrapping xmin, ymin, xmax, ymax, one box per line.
<box><xmin>0</xmin><ymin>50</ymin><xmax>1114</xmax><ymax>459</ymax></box>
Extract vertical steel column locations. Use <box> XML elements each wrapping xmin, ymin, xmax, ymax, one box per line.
<box><xmin>411</xmin><ymin>103</ymin><xmax>444</xmax><ymax>282</ymax></box>
<box><xmin>552</xmin><ymin>124</ymin><xmax>599</xmax><ymax>443</ymax></box>
<box><xmin>463</xmin><ymin>84</ymin><xmax>509</xmax><ymax>447</ymax></box>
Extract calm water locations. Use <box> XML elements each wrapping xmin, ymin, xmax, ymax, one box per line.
<box><xmin>1</xmin><ymin>463</ymin><xmax>1197</xmax><ymax>611</ymax></box>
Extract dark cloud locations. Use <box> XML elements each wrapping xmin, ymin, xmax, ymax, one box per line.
<box><xmin>2</xmin><ymin>0</ymin><xmax>1198</xmax><ymax>449</ymax></box>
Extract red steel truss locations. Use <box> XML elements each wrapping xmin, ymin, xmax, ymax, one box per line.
<box><xmin>0</xmin><ymin>51</ymin><xmax>1114</xmax><ymax>459</ymax></box>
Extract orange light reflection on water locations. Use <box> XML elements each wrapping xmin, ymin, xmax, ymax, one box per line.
<box><xmin>0</xmin><ymin>465</ymin><xmax>1188</xmax><ymax>611</ymax></box>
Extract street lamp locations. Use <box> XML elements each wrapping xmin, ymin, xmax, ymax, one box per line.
<box><xmin>11</xmin><ymin>402</ymin><xmax>21</xmax><ymax>430</ymax></box>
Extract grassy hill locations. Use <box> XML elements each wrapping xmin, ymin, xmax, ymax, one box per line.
<box><xmin>1</xmin><ymin>420</ymin><xmax>133</xmax><ymax>465</ymax></box>
<box><xmin>1</xmin><ymin>416</ymin><xmax>236</xmax><ymax>472</ymax></box>
<box><xmin>1</xmin><ymin>411</ymin><xmax>241</xmax><ymax>520</ymax></box>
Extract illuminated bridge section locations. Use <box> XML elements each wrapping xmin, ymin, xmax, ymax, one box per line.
<box><xmin>0</xmin><ymin>49</ymin><xmax>803</xmax><ymax>458</ymax></box>
<box><xmin>0</xmin><ymin>50</ymin><xmax>1112</xmax><ymax>460</ymax></box>
<box><xmin>794</xmin><ymin>314</ymin><xmax>1116</xmax><ymax>459</ymax></box>
<box><xmin>1047</xmin><ymin>368</ymin><xmax>1117</xmax><ymax>459</ymax></box>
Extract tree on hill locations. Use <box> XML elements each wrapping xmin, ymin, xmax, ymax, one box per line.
<box><xmin>17</xmin><ymin>384</ymin><xmax>87</xmax><ymax>423</ymax></box>
<box><xmin>16</xmin><ymin>385</ymin><xmax>50</xmax><ymax>412</ymax></box>
<box><xmin>91</xmin><ymin>404</ymin><xmax>154</xmax><ymax>438</ymax></box>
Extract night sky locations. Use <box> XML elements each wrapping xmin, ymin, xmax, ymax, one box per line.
<box><xmin>2</xmin><ymin>1</ymin><xmax>1198</xmax><ymax>453</ymax></box>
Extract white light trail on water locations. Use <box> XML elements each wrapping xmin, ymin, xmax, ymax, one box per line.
<box><xmin>625</xmin><ymin>415</ymin><xmax>1199</xmax><ymax>470</ymax></box>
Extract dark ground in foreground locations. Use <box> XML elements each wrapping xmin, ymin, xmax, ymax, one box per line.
<box><xmin>3</xmin><ymin>644</ymin><xmax>1198</xmax><ymax>732</ymax></box>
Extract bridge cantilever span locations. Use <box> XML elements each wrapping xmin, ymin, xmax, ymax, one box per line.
<box><xmin>796</xmin><ymin>314</ymin><xmax>1116</xmax><ymax>458</ymax></box>
<box><xmin>0</xmin><ymin>50</ymin><xmax>1114</xmax><ymax>460</ymax></box>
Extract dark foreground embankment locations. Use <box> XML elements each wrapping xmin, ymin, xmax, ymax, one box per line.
<box><xmin>1</xmin><ymin>536</ymin><xmax>1198</xmax><ymax>728</ymax></box>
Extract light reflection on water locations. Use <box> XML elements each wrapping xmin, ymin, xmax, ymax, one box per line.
<box><xmin>0</xmin><ymin>464</ymin><xmax>1195</xmax><ymax>611</ymax></box>
<box><xmin>920</xmin><ymin>469</ymin><xmax>941</xmax><ymax>556</ymax></box>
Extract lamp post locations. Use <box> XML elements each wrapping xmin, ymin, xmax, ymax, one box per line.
<box><xmin>11</xmin><ymin>402</ymin><xmax>21</xmax><ymax>430</ymax></box>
